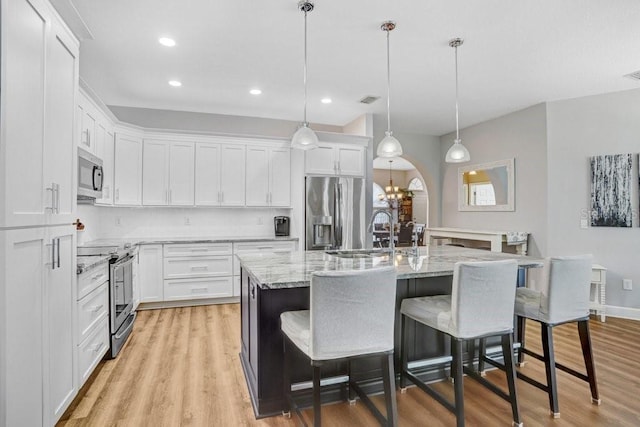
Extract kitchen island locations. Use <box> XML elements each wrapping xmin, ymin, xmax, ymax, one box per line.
<box><xmin>238</xmin><ymin>245</ymin><xmax>542</xmax><ymax>418</ymax></box>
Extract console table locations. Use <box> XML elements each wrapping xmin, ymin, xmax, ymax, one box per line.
<box><xmin>591</xmin><ymin>264</ymin><xmax>607</xmax><ymax>322</ymax></box>
<box><xmin>425</xmin><ymin>227</ymin><xmax>529</xmax><ymax>255</ymax></box>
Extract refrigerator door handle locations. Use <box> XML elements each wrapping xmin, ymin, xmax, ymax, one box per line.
<box><xmin>335</xmin><ymin>182</ymin><xmax>343</xmax><ymax>248</ymax></box>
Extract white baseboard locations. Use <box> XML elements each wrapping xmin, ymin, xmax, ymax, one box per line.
<box><xmin>605</xmin><ymin>305</ymin><xmax>640</xmax><ymax>321</ymax></box>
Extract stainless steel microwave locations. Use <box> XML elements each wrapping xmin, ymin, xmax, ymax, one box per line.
<box><xmin>78</xmin><ymin>147</ymin><xmax>103</xmax><ymax>200</ymax></box>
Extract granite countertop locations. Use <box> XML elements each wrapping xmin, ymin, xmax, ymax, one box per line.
<box><xmin>77</xmin><ymin>255</ymin><xmax>112</xmax><ymax>275</ymax></box>
<box><xmin>238</xmin><ymin>245</ymin><xmax>544</xmax><ymax>290</ymax></box>
<box><xmin>78</xmin><ymin>236</ymin><xmax>299</xmax><ymax>247</ymax></box>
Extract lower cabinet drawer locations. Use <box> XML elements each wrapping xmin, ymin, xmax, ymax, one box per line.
<box><xmin>77</xmin><ymin>282</ymin><xmax>109</xmax><ymax>343</ymax></box>
<box><xmin>164</xmin><ymin>277</ymin><xmax>233</xmax><ymax>301</ymax></box>
<box><xmin>78</xmin><ymin>317</ymin><xmax>109</xmax><ymax>385</ymax></box>
<box><xmin>78</xmin><ymin>264</ymin><xmax>109</xmax><ymax>300</ymax></box>
<box><xmin>164</xmin><ymin>256</ymin><xmax>232</xmax><ymax>279</ymax></box>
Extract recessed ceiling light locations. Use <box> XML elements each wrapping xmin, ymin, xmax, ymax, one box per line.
<box><xmin>159</xmin><ymin>37</ymin><xmax>176</xmax><ymax>47</ymax></box>
<box><xmin>321</xmin><ymin>98</ymin><xmax>332</xmax><ymax>104</ymax></box>
<box><xmin>250</xmin><ymin>89</ymin><xmax>262</xmax><ymax>95</ymax></box>
<box><xmin>168</xmin><ymin>80</ymin><xmax>182</xmax><ymax>87</ymax></box>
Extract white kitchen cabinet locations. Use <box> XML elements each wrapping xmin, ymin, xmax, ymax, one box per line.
<box><xmin>139</xmin><ymin>244</ymin><xmax>164</xmax><ymax>303</ymax></box>
<box><xmin>132</xmin><ymin>250</ymin><xmax>140</xmax><ymax>310</ymax></box>
<box><xmin>232</xmin><ymin>240</ymin><xmax>297</xmax><ymax>276</ymax></box>
<box><xmin>245</xmin><ymin>146</ymin><xmax>291</xmax><ymax>207</ymax></box>
<box><xmin>143</xmin><ymin>140</ymin><xmax>195</xmax><ymax>206</ymax></box>
<box><xmin>162</xmin><ymin>243</ymin><xmax>233</xmax><ymax>300</ymax></box>
<box><xmin>304</xmin><ymin>143</ymin><xmax>364</xmax><ymax>177</ymax></box>
<box><xmin>114</xmin><ymin>133</ymin><xmax>143</xmax><ymax>206</ymax></box>
<box><xmin>1</xmin><ymin>225</ymin><xmax>77</xmax><ymax>427</ymax></box>
<box><xmin>0</xmin><ymin>0</ymin><xmax>78</xmax><ymax>228</ymax></box>
<box><xmin>194</xmin><ymin>143</ymin><xmax>245</xmax><ymax>206</ymax></box>
<box><xmin>79</xmin><ymin>106</ymin><xmax>97</xmax><ymax>154</ymax></box>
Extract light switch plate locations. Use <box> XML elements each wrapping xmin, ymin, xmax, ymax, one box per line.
<box><xmin>580</xmin><ymin>219</ymin><xmax>588</xmax><ymax>229</ymax></box>
<box><xmin>623</xmin><ymin>279</ymin><xmax>632</xmax><ymax>291</ymax></box>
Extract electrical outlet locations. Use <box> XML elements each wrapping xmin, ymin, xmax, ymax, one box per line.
<box><xmin>580</xmin><ymin>219</ymin><xmax>588</xmax><ymax>229</ymax></box>
<box><xmin>623</xmin><ymin>279</ymin><xmax>633</xmax><ymax>291</ymax></box>
<box><xmin>184</xmin><ymin>216</ymin><xmax>191</xmax><ymax>225</ymax></box>
<box><xmin>115</xmin><ymin>217</ymin><xmax>121</xmax><ymax>226</ymax></box>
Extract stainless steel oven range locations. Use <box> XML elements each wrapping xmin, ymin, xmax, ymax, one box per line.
<box><xmin>77</xmin><ymin>242</ymin><xmax>136</xmax><ymax>359</ymax></box>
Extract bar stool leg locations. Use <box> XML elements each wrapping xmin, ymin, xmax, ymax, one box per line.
<box><xmin>578</xmin><ymin>320</ymin><xmax>601</xmax><ymax>404</ymax></box>
<box><xmin>347</xmin><ymin>359</ymin><xmax>356</xmax><ymax>404</ymax></box>
<box><xmin>399</xmin><ymin>314</ymin><xmax>408</xmax><ymax>391</ymax></box>
<box><xmin>501</xmin><ymin>333</ymin><xmax>522</xmax><ymax>427</ymax></box>
<box><xmin>382</xmin><ymin>353</ymin><xmax>399</xmax><ymax>426</ymax></box>
<box><xmin>541</xmin><ymin>324</ymin><xmax>560</xmax><ymax>417</ymax></box>
<box><xmin>313</xmin><ymin>364</ymin><xmax>322</xmax><ymax>426</ymax></box>
<box><xmin>451</xmin><ymin>339</ymin><xmax>465</xmax><ymax>427</ymax></box>
<box><xmin>282</xmin><ymin>338</ymin><xmax>292</xmax><ymax>418</ymax></box>
<box><xmin>477</xmin><ymin>338</ymin><xmax>487</xmax><ymax>375</ymax></box>
<box><xmin>516</xmin><ymin>316</ymin><xmax>526</xmax><ymax>366</ymax></box>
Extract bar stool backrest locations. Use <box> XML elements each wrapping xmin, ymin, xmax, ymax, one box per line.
<box><xmin>451</xmin><ymin>260</ymin><xmax>519</xmax><ymax>339</ymax></box>
<box><xmin>310</xmin><ymin>266</ymin><xmax>397</xmax><ymax>360</ymax></box>
<box><xmin>542</xmin><ymin>255</ymin><xmax>592</xmax><ymax>324</ymax></box>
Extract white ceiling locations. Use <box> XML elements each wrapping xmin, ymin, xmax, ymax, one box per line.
<box><xmin>72</xmin><ymin>0</ymin><xmax>640</xmax><ymax>136</ymax></box>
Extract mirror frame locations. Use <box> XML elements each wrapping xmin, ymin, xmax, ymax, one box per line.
<box><xmin>458</xmin><ymin>158</ymin><xmax>515</xmax><ymax>212</ymax></box>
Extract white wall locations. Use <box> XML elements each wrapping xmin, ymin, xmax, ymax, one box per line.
<box><xmin>440</xmin><ymin>104</ymin><xmax>548</xmax><ymax>256</ymax></box>
<box><xmin>373</xmin><ymin>122</ymin><xmax>441</xmax><ymax>227</ymax></box>
<box><xmin>546</xmin><ymin>89</ymin><xmax>640</xmax><ymax>309</ymax></box>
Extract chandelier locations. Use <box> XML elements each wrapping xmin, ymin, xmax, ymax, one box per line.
<box><xmin>379</xmin><ymin>160</ymin><xmax>404</xmax><ymax>201</ymax></box>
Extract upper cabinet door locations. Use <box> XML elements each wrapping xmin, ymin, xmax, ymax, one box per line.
<box><xmin>336</xmin><ymin>146</ymin><xmax>365</xmax><ymax>177</ymax></box>
<box><xmin>1</xmin><ymin>0</ymin><xmax>48</xmax><ymax>228</ymax></box>
<box><xmin>195</xmin><ymin>143</ymin><xmax>221</xmax><ymax>206</ymax></box>
<box><xmin>219</xmin><ymin>145</ymin><xmax>246</xmax><ymax>206</ymax></box>
<box><xmin>142</xmin><ymin>140</ymin><xmax>169</xmax><ymax>206</ymax></box>
<box><xmin>95</xmin><ymin>128</ymin><xmax>115</xmax><ymax>205</ymax></box>
<box><xmin>304</xmin><ymin>145</ymin><xmax>336</xmax><ymax>175</ymax></box>
<box><xmin>80</xmin><ymin>109</ymin><xmax>96</xmax><ymax>154</ymax></box>
<box><xmin>269</xmin><ymin>148</ymin><xmax>291</xmax><ymax>207</ymax></box>
<box><xmin>114</xmin><ymin>134</ymin><xmax>143</xmax><ymax>206</ymax></box>
<box><xmin>44</xmin><ymin>21</ymin><xmax>78</xmax><ymax>225</ymax></box>
<box><xmin>245</xmin><ymin>146</ymin><xmax>270</xmax><ymax>207</ymax></box>
<box><xmin>168</xmin><ymin>142</ymin><xmax>195</xmax><ymax>206</ymax></box>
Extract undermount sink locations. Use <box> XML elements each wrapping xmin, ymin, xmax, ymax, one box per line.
<box><xmin>325</xmin><ymin>249</ymin><xmax>393</xmax><ymax>259</ymax></box>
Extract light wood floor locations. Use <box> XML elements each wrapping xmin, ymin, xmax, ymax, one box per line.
<box><xmin>59</xmin><ymin>304</ymin><xmax>640</xmax><ymax>426</ymax></box>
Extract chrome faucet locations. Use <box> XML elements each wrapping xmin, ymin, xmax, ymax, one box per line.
<box><xmin>405</xmin><ymin>221</ymin><xmax>419</xmax><ymax>256</ymax></box>
<box><xmin>368</xmin><ymin>209</ymin><xmax>395</xmax><ymax>252</ymax></box>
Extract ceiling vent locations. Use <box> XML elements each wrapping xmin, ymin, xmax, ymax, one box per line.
<box><xmin>359</xmin><ymin>95</ymin><xmax>380</xmax><ymax>104</ymax></box>
<box><xmin>624</xmin><ymin>71</ymin><xmax>640</xmax><ymax>81</ymax></box>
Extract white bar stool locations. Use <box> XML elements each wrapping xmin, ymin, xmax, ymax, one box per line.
<box><xmin>510</xmin><ymin>255</ymin><xmax>600</xmax><ymax>417</ymax></box>
<box><xmin>280</xmin><ymin>266</ymin><xmax>398</xmax><ymax>426</ymax></box>
<box><xmin>400</xmin><ymin>260</ymin><xmax>522</xmax><ymax>427</ymax></box>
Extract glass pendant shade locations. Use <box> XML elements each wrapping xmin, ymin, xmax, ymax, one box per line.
<box><xmin>377</xmin><ymin>131</ymin><xmax>403</xmax><ymax>158</ymax></box>
<box><xmin>445</xmin><ymin>138</ymin><xmax>470</xmax><ymax>163</ymax></box>
<box><xmin>291</xmin><ymin>123</ymin><xmax>319</xmax><ymax>150</ymax></box>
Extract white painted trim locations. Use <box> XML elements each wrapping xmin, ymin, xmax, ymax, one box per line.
<box><xmin>605</xmin><ymin>305</ymin><xmax>640</xmax><ymax>321</ymax></box>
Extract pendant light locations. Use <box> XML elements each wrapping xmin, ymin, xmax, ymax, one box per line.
<box><xmin>291</xmin><ymin>1</ymin><xmax>319</xmax><ymax>150</ymax></box>
<box><xmin>376</xmin><ymin>21</ymin><xmax>403</xmax><ymax>158</ymax></box>
<box><xmin>445</xmin><ymin>38</ymin><xmax>470</xmax><ymax>163</ymax></box>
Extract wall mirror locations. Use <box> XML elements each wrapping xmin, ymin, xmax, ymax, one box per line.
<box><xmin>458</xmin><ymin>158</ymin><xmax>515</xmax><ymax>211</ymax></box>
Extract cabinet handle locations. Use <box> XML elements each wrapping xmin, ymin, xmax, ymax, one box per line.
<box><xmin>46</xmin><ymin>183</ymin><xmax>56</xmax><ymax>212</ymax></box>
<box><xmin>115</xmin><ymin>189</ymin><xmax>120</xmax><ymax>202</ymax></box>
<box><xmin>90</xmin><ymin>304</ymin><xmax>104</xmax><ymax>313</ymax></box>
<box><xmin>49</xmin><ymin>238</ymin><xmax>60</xmax><ymax>270</ymax></box>
<box><xmin>190</xmin><ymin>266</ymin><xmax>209</xmax><ymax>271</ymax></box>
<box><xmin>169</xmin><ymin>189</ymin><xmax>172</xmax><ymax>204</ymax></box>
<box><xmin>190</xmin><ymin>287</ymin><xmax>208</xmax><ymax>294</ymax></box>
<box><xmin>190</xmin><ymin>248</ymin><xmax>209</xmax><ymax>252</ymax></box>
<box><xmin>56</xmin><ymin>238</ymin><xmax>60</xmax><ymax>269</ymax></box>
<box><xmin>54</xmin><ymin>183</ymin><xmax>60</xmax><ymax>214</ymax></box>
<box><xmin>266</xmin><ymin>193</ymin><xmax>269</xmax><ymax>204</ymax></box>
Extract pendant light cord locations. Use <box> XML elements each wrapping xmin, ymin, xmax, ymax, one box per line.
<box><xmin>454</xmin><ymin>44</ymin><xmax>460</xmax><ymax>141</ymax></box>
<box><xmin>386</xmin><ymin>28</ymin><xmax>391</xmax><ymax>133</ymax></box>
<box><xmin>303</xmin><ymin>9</ymin><xmax>308</xmax><ymax>125</ymax></box>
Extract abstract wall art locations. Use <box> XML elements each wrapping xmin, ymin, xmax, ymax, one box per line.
<box><xmin>590</xmin><ymin>153</ymin><xmax>632</xmax><ymax>227</ymax></box>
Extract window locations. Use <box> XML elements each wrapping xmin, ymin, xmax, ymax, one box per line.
<box><xmin>408</xmin><ymin>177</ymin><xmax>424</xmax><ymax>192</ymax></box>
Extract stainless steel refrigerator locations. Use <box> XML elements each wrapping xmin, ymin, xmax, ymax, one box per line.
<box><xmin>305</xmin><ymin>176</ymin><xmax>366</xmax><ymax>250</ymax></box>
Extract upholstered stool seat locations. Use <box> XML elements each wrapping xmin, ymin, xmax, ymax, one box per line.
<box><xmin>281</xmin><ymin>266</ymin><xmax>398</xmax><ymax>427</ymax></box>
<box><xmin>400</xmin><ymin>260</ymin><xmax>522</xmax><ymax>427</ymax></box>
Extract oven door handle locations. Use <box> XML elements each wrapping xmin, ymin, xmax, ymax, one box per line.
<box><xmin>115</xmin><ymin>311</ymin><xmax>137</xmax><ymax>340</ymax></box>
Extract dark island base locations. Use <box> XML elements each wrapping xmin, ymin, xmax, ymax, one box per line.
<box><xmin>240</xmin><ymin>270</ymin><xmax>506</xmax><ymax>419</ymax></box>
